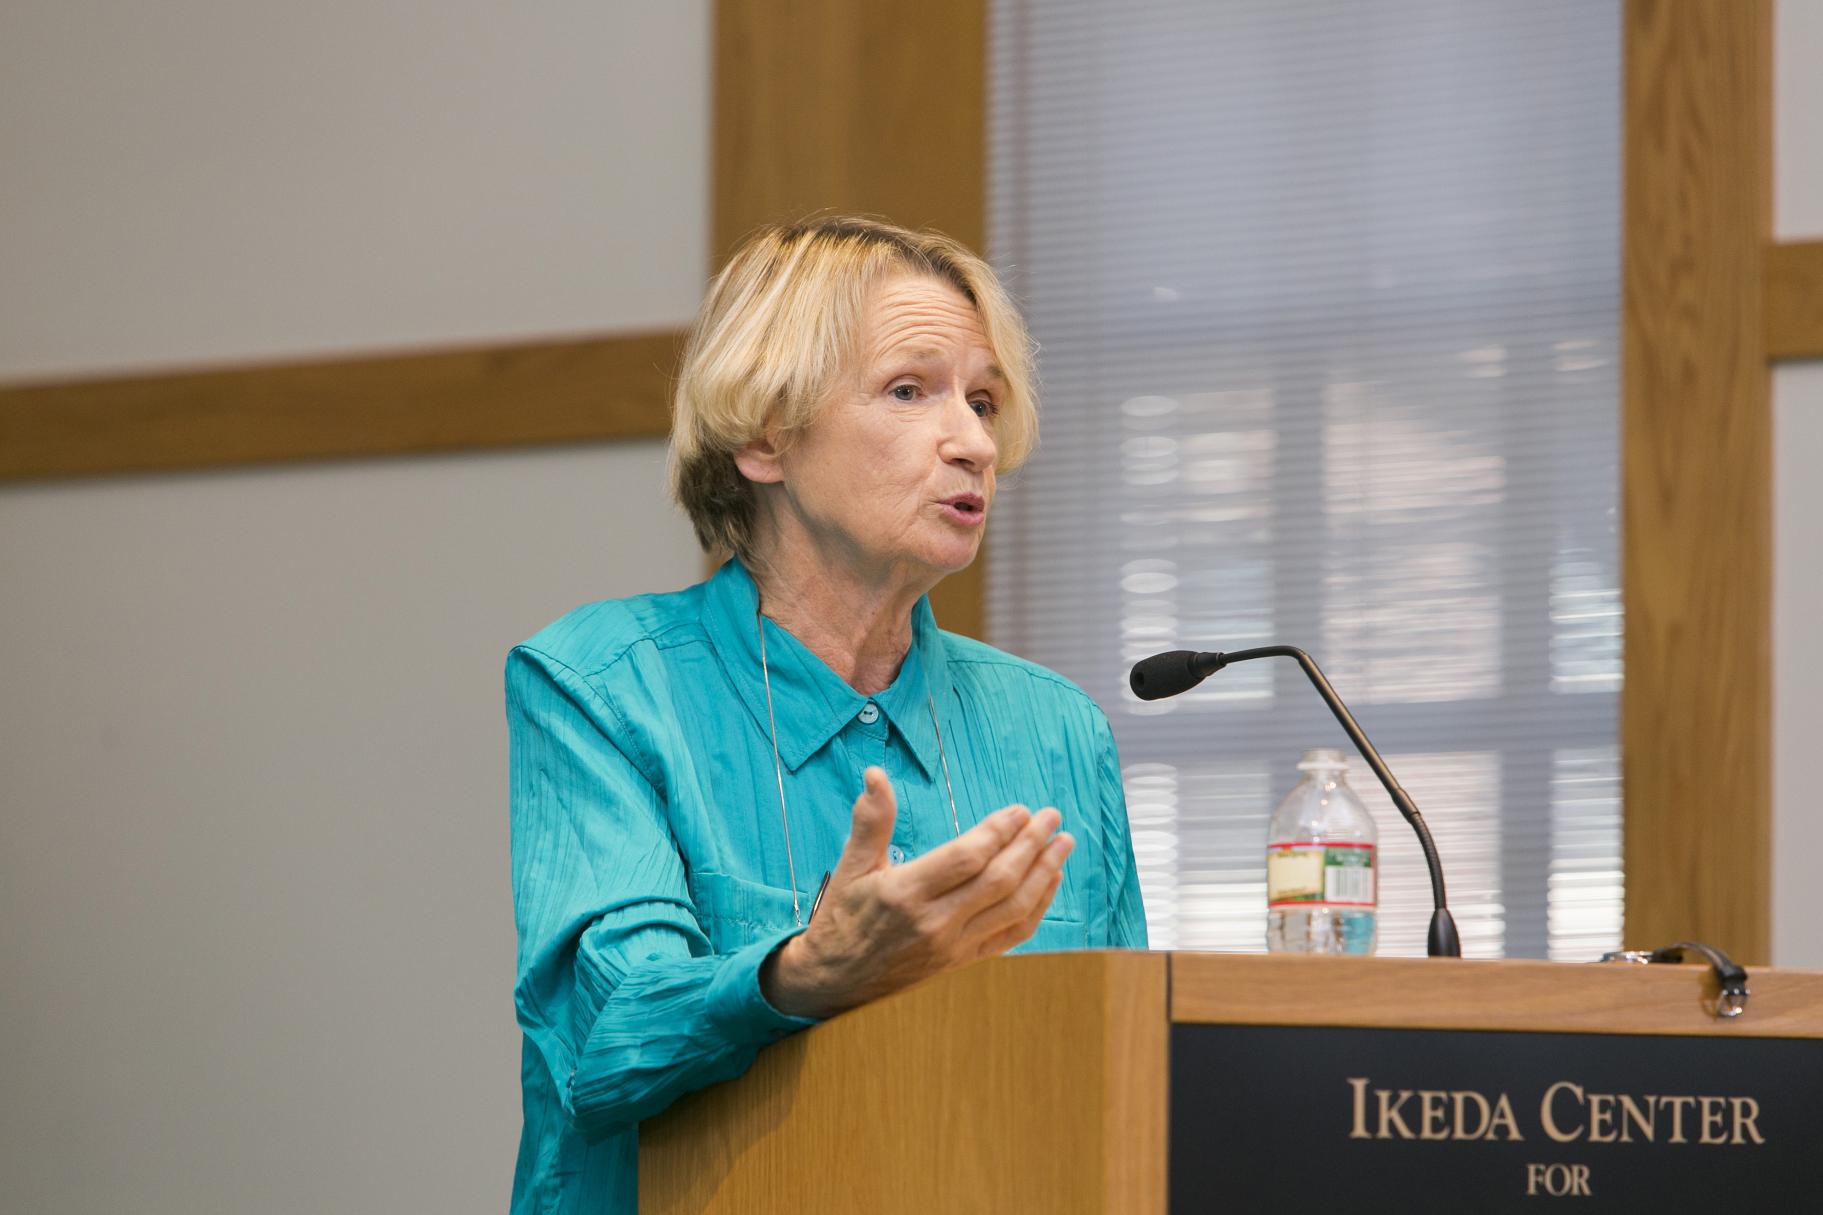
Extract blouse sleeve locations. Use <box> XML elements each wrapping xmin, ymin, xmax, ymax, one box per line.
<box><xmin>1094</xmin><ymin>710</ymin><xmax>1150</xmax><ymax>949</ymax></box>
<box><xmin>505</xmin><ymin>645</ymin><xmax>817</xmax><ymax>1139</ymax></box>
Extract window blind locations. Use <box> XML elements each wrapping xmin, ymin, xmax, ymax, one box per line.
<box><xmin>986</xmin><ymin>0</ymin><xmax>1622</xmax><ymax>959</ymax></box>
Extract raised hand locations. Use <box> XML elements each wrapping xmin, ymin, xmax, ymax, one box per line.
<box><xmin>760</xmin><ymin>767</ymin><xmax>1073</xmax><ymax>1020</ymax></box>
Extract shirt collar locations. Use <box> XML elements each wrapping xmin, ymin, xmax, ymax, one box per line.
<box><xmin>701</xmin><ymin>558</ymin><xmax>951</xmax><ymax>778</ymax></box>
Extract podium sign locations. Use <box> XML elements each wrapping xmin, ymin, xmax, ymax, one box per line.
<box><xmin>1171</xmin><ymin>1023</ymin><xmax>1823</xmax><ymax>1212</ymax></box>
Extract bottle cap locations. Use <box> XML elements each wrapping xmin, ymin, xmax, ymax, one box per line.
<box><xmin>1296</xmin><ymin>747</ymin><xmax>1350</xmax><ymax>774</ymax></box>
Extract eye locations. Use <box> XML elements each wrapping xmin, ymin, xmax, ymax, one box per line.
<box><xmin>890</xmin><ymin>382</ymin><xmax>920</xmax><ymax>402</ymax></box>
<box><xmin>970</xmin><ymin>397</ymin><xmax>999</xmax><ymax>419</ymax></box>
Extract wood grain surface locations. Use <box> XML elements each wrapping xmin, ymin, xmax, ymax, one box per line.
<box><xmin>1620</xmin><ymin>0</ymin><xmax>1772</xmax><ymax>963</ymax></box>
<box><xmin>1170</xmin><ymin>952</ymin><xmax>1823</xmax><ymax>1039</ymax></box>
<box><xmin>712</xmin><ymin>0</ymin><xmax>990</xmax><ymax>638</ymax></box>
<box><xmin>711</xmin><ymin>0</ymin><xmax>987</xmax><ymax>260</ymax></box>
<box><xmin>1766</xmin><ymin>240</ymin><xmax>1823</xmax><ymax>360</ymax></box>
<box><xmin>639</xmin><ymin>951</ymin><xmax>1168</xmax><ymax>1215</ymax></box>
<box><xmin>0</xmin><ymin>330</ymin><xmax>681</xmax><ymax>481</ymax></box>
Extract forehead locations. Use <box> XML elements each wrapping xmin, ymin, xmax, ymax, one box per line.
<box><xmin>860</xmin><ymin>274</ymin><xmax>995</xmax><ymax>365</ymax></box>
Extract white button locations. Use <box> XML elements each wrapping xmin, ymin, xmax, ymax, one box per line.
<box><xmin>858</xmin><ymin>702</ymin><xmax>880</xmax><ymax>724</ymax></box>
<box><xmin>888</xmin><ymin>845</ymin><xmax>906</xmax><ymax>865</ymax></box>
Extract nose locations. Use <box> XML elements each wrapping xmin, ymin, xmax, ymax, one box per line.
<box><xmin>938</xmin><ymin>387</ymin><xmax>998</xmax><ymax>473</ymax></box>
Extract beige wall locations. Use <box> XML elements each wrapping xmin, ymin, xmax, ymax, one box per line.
<box><xmin>0</xmin><ymin>0</ymin><xmax>708</xmax><ymax>380</ymax></box>
<box><xmin>1773</xmin><ymin>0</ymin><xmax>1823</xmax><ymax>968</ymax></box>
<box><xmin>0</xmin><ymin>4</ymin><xmax>705</xmax><ymax>1212</ymax></box>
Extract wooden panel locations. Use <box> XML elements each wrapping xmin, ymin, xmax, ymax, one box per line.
<box><xmin>1099</xmin><ymin>948</ymin><xmax>1169</xmax><ymax>1214</ymax></box>
<box><xmin>711</xmin><ymin>0</ymin><xmax>987</xmax><ymax>258</ymax></box>
<box><xmin>640</xmin><ymin>951</ymin><xmax>1168</xmax><ymax>1215</ymax></box>
<box><xmin>928</xmin><ymin>559</ymin><xmax>987</xmax><ymax>640</ymax></box>
<box><xmin>1621</xmin><ymin>1</ymin><xmax>1772</xmax><ymax>962</ymax></box>
<box><xmin>1767</xmin><ymin>240</ymin><xmax>1823</xmax><ymax>360</ymax></box>
<box><xmin>1170</xmin><ymin>953</ymin><xmax>1823</xmax><ymax>1039</ymax></box>
<box><xmin>713</xmin><ymin>0</ymin><xmax>990</xmax><ymax>639</ymax></box>
<box><xmin>0</xmin><ymin>331</ymin><xmax>681</xmax><ymax>481</ymax></box>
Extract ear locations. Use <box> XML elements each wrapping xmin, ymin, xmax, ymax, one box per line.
<box><xmin>733</xmin><ymin>434</ymin><xmax>786</xmax><ymax>485</ymax></box>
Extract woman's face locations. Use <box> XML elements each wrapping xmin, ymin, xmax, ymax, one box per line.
<box><xmin>745</xmin><ymin>273</ymin><xmax>1003</xmax><ymax>586</ymax></box>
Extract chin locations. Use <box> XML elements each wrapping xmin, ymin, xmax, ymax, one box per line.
<box><xmin>884</xmin><ymin>520</ymin><xmax>985</xmax><ymax>580</ymax></box>
<box><xmin>923</xmin><ymin>536</ymin><xmax>984</xmax><ymax>575</ymax></box>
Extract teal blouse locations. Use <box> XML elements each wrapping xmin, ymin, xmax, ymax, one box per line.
<box><xmin>505</xmin><ymin>558</ymin><xmax>1146</xmax><ymax>1215</ymax></box>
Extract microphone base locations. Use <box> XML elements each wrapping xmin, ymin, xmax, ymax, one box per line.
<box><xmin>1427</xmin><ymin>909</ymin><xmax>1462</xmax><ymax>958</ymax></box>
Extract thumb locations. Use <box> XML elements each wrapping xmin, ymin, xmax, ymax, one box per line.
<box><xmin>832</xmin><ymin>766</ymin><xmax>897</xmax><ymax>881</ymax></box>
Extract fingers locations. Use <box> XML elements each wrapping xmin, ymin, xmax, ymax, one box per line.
<box><xmin>974</xmin><ymin>865</ymin><xmax>1065</xmax><ymax>959</ymax></box>
<box><xmin>896</xmin><ymin>803</ymin><xmax>1034</xmax><ymax>898</ymax></box>
<box><xmin>961</xmin><ymin>829</ymin><xmax>1073</xmax><ymax>951</ymax></box>
<box><xmin>931</xmin><ymin>806</ymin><xmax>1063</xmax><ymax>921</ymax></box>
<box><xmin>830</xmin><ymin>768</ymin><xmax>898</xmax><ymax>882</ymax></box>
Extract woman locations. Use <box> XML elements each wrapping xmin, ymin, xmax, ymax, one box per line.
<box><xmin>506</xmin><ymin>216</ymin><xmax>1146</xmax><ymax>1214</ymax></box>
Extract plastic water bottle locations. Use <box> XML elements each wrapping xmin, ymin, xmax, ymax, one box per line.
<box><xmin>1266</xmin><ymin>748</ymin><xmax>1378</xmax><ymax>954</ymax></box>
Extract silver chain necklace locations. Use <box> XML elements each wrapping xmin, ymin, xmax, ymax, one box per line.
<box><xmin>757</xmin><ymin>603</ymin><xmax>960</xmax><ymax>926</ymax></box>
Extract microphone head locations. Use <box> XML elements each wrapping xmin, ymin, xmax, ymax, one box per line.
<box><xmin>1130</xmin><ymin>650</ymin><xmax>1216</xmax><ymax>700</ymax></box>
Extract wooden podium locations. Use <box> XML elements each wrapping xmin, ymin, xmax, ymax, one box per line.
<box><xmin>640</xmin><ymin>952</ymin><xmax>1823</xmax><ymax>1213</ymax></box>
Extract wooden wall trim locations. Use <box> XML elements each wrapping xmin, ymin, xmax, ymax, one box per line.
<box><xmin>0</xmin><ymin>331</ymin><xmax>681</xmax><ymax>482</ymax></box>
<box><xmin>711</xmin><ymin>1</ymin><xmax>987</xmax><ymax>263</ymax></box>
<box><xmin>1767</xmin><ymin>240</ymin><xmax>1823</xmax><ymax>360</ymax></box>
<box><xmin>1621</xmin><ymin>0</ymin><xmax>1772</xmax><ymax>962</ymax></box>
<box><xmin>713</xmin><ymin>0</ymin><xmax>990</xmax><ymax>638</ymax></box>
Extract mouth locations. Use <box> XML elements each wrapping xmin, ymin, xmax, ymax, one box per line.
<box><xmin>939</xmin><ymin>493</ymin><xmax>987</xmax><ymax>526</ymax></box>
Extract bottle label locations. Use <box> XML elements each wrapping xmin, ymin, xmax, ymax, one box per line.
<box><xmin>1267</xmin><ymin>842</ymin><xmax>1376</xmax><ymax>907</ymax></box>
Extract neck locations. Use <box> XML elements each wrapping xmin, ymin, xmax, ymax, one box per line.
<box><xmin>744</xmin><ymin>537</ymin><xmax>937</xmax><ymax>697</ymax></box>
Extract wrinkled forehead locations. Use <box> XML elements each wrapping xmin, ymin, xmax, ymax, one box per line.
<box><xmin>857</xmin><ymin>273</ymin><xmax>1004</xmax><ymax>379</ymax></box>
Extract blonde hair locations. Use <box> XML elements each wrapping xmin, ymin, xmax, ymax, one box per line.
<box><xmin>667</xmin><ymin>215</ymin><xmax>1038</xmax><ymax>556</ymax></box>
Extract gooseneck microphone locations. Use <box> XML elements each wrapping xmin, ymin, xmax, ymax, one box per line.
<box><xmin>1130</xmin><ymin>646</ymin><xmax>1463</xmax><ymax>958</ymax></box>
